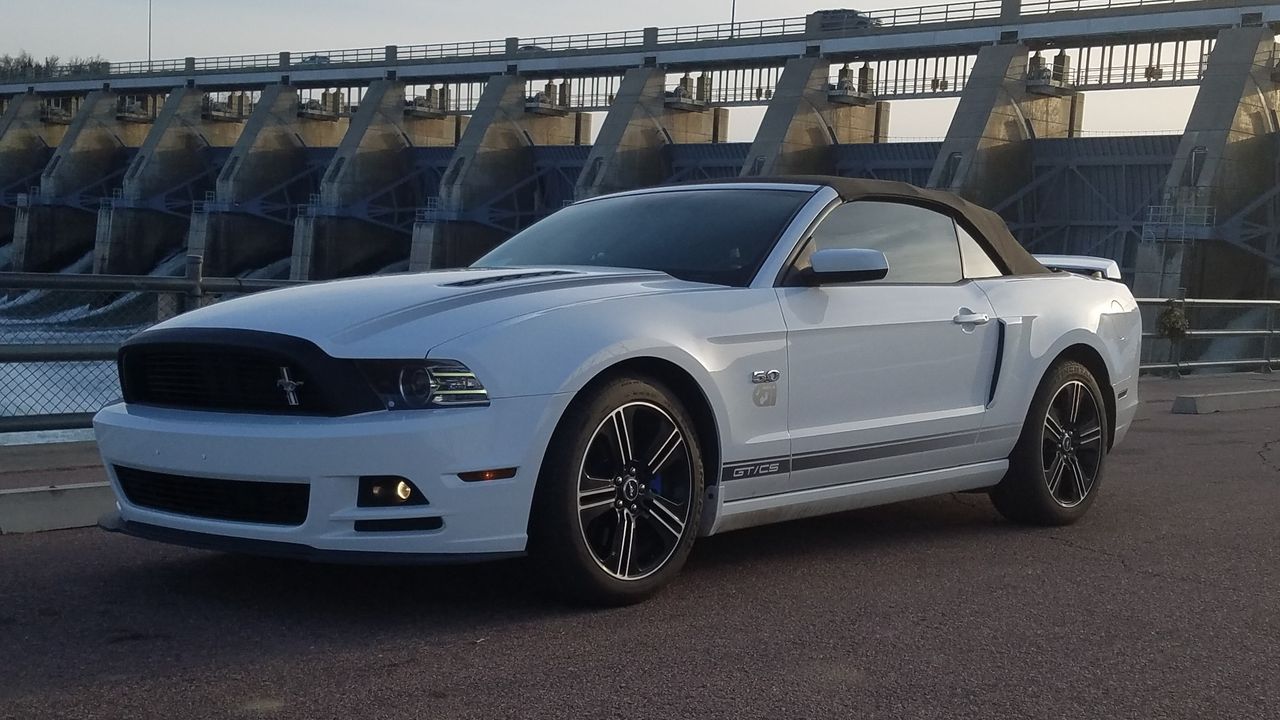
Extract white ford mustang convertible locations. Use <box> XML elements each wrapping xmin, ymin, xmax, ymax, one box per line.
<box><xmin>96</xmin><ymin>177</ymin><xmax>1141</xmax><ymax>604</ymax></box>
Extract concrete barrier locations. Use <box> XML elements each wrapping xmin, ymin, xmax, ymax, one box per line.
<box><xmin>1172</xmin><ymin>388</ymin><xmax>1280</xmax><ymax>415</ymax></box>
<box><xmin>0</xmin><ymin>482</ymin><xmax>115</xmax><ymax>534</ymax></box>
<box><xmin>0</xmin><ymin>440</ymin><xmax>112</xmax><ymax>534</ymax></box>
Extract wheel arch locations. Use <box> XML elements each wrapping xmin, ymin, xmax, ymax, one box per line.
<box><xmin>561</xmin><ymin>356</ymin><xmax>723</xmax><ymax>490</ymax></box>
<box><xmin>1047</xmin><ymin>342</ymin><xmax>1117</xmax><ymax>450</ymax></box>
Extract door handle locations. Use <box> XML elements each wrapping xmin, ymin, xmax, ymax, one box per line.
<box><xmin>953</xmin><ymin>312</ymin><xmax>990</xmax><ymax>326</ymax></box>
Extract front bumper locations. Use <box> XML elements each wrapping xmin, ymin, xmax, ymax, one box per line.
<box><xmin>98</xmin><ymin>512</ymin><xmax>523</xmax><ymax>564</ymax></box>
<box><xmin>93</xmin><ymin>393</ymin><xmax>572</xmax><ymax>559</ymax></box>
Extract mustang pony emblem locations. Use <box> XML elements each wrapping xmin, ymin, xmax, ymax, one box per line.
<box><xmin>276</xmin><ymin>367</ymin><xmax>305</xmax><ymax>406</ymax></box>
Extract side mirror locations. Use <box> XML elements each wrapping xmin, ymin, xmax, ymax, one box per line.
<box><xmin>806</xmin><ymin>248</ymin><xmax>889</xmax><ymax>285</ymax></box>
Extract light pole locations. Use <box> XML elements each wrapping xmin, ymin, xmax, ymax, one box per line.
<box><xmin>147</xmin><ymin>0</ymin><xmax>153</xmax><ymax>71</ymax></box>
<box><xmin>731</xmin><ymin>0</ymin><xmax>736</xmax><ymax>27</ymax></box>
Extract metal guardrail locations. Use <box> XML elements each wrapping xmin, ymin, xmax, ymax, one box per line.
<box><xmin>0</xmin><ymin>0</ymin><xmax>1220</xmax><ymax>85</ymax></box>
<box><xmin>1136</xmin><ymin>298</ymin><xmax>1279</xmax><ymax>373</ymax></box>
<box><xmin>0</xmin><ymin>271</ymin><xmax>293</xmax><ymax>295</ymax></box>
<box><xmin>1145</xmin><ymin>205</ymin><xmax>1217</xmax><ymax>227</ymax></box>
<box><xmin>1</xmin><ymin>274</ymin><xmax>1275</xmax><ymax>434</ymax></box>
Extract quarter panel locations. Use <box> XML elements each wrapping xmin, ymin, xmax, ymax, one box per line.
<box><xmin>976</xmin><ymin>272</ymin><xmax>1141</xmax><ymax>454</ymax></box>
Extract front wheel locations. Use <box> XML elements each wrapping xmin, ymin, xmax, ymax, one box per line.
<box><xmin>529</xmin><ymin>376</ymin><xmax>704</xmax><ymax>605</ymax></box>
<box><xmin>991</xmin><ymin>360</ymin><xmax>1109</xmax><ymax>525</ymax></box>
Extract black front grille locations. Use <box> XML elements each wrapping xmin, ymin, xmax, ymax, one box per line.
<box><xmin>125</xmin><ymin>348</ymin><xmax>307</xmax><ymax>413</ymax></box>
<box><xmin>117</xmin><ymin>328</ymin><xmax>383</xmax><ymax>416</ymax></box>
<box><xmin>115</xmin><ymin>466</ymin><xmax>310</xmax><ymax>526</ymax></box>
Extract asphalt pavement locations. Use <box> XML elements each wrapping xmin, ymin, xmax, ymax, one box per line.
<box><xmin>1</xmin><ymin>377</ymin><xmax>1277</xmax><ymax>719</ymax></box>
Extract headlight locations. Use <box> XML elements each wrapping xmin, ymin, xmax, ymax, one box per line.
<box><xmin>359</xmin><ymin>360</ymin><xmax>489</xmax><ymax>410</ymax></box>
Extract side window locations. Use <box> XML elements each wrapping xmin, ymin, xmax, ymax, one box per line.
<box><xmin>957</xmin><ymin>224</ymin><xmax>1005</xmax><ymax>278</ymax></box>
<box><xmin>805</xmin><ymin>200</ymin><xmax>962</xmax><ymax>284</ymax></box>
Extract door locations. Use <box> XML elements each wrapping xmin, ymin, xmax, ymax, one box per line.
<box><xmin>764</xmin><ymin>200</ymin><xmax>1002</xmax><ymax>498</ymax></box>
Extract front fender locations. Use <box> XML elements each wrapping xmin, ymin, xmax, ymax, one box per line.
<box><xmin>428</xmin><ymin>288</ymin><xmax>791</xmax><ymax>471</ymax></box>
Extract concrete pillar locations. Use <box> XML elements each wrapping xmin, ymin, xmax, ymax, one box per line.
<box><xmin>0</xmin><ymin>95</ymin><xmax>68</xmax><ymax>267</ymax></box>
<box><xmin>740</xmin><ymin>56</ymin><xmax>890</xmax><ymax>177</ymax></box>
<box><xmin>409</xmin><ymin>74</ymin><xmax>591</xmax><ymax>270</ymax></box>
<box><xmin>93</xmin><ymin>86</ymin><xmax>246</xmax><ymax>275</ymax></box>
<box><xmin>575</xmin><ymin>67</ymin><xmax>727</xmax><ymax>200</ymax></box>
<box><xmin>999</xmin><ymin>0</ymin><xmax>1022</xmax><ymax>23</ymax></box>
<box><xmin>1136</xmin><ymin>27</ymin><xmax>1280</xmax><ymax>298</ymax></box>
<box><xmin>11</xmin><ymin>91</ymin><xmax>151</xmax><ymax>273</ymax></box>
<box><xmin>926</xmin><ymin>43</ymin><xmax>1084</xmax><ymax>209</ymax></box>
<box><xmin>290</xmin><ymin>80</ymin><xmax>466</xmax><ymax>280</ymax></box>
<box><xmin>187</xmin><ymin>85</ymin><xmax>351</xmax><ymax>277</ymax></box>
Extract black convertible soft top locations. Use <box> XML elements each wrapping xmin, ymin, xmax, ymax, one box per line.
<box><xmin>687</xmin><ymin>176</ymin><xmax>1050</xmax><ymax>276</ymax></box>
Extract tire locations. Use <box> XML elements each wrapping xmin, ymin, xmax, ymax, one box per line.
<box><xmin>990</xmin><ymin>360</ymin><xmax>1109</xmax><ymax>526</ymax></box>
<box><xmin>529</xmin><ymin>375</ymin><xmax>705</xmax><ymax>606</ymax></box>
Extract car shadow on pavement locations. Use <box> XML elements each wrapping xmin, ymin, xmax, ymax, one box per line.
<box><xmin>113</xmin><ymin>491</ymin><xmax>1029</xmax><ymax>623</ymax></box>
<box><xmin>687</xmin><ymin>491</ymin><xmax>1028</xmax><ymax>570</ymax></box>
<box><xmin>1</xmin><ymin>491</ymin><xmax>1060</xmax><ymax>702</ymax></box>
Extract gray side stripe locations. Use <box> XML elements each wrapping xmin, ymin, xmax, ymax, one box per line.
<box><xmin>790</xmin><ymin>431</ymin><xmax>978</xmax><ymax>472</ymax></box>
<box><xmin>977</xmin><ymin>423</ymin><xmax>1022</xmax><ymax>444</ymax></box>
<box><xmin>721</xmin><ymin>424</ymin><xmax>1021</xmax><ymax>481</ymax></box>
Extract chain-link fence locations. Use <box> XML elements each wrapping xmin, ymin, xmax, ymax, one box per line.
<box><xmin>0</xmin><ymin>265</ymin><xmax>292</xmax><ymax>432</ymax></box>
<box><xmin>2</xmin><ymin>267</ymin><xmax>1278</xmax><ymax>432</ymax></box>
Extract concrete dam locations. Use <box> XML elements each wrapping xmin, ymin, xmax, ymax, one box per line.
<box><xmin>2</xmin><ymin>0</ymin><xmax>1280</xmax><ymax>299</ymax></box>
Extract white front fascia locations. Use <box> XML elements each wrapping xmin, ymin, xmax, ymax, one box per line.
<box><xmin>94</xmin><ymin>391</ymin><xmax>573</xmax><ymax>556</ymax></box>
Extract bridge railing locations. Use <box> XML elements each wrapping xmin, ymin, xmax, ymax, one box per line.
<box><xmin>192</xmin><ymin>54</ymin><xmax>281</xmax><ymax>72</ymax></box>
<box><xmin>104</xmin><ymin>58</ymin><xmax>189</xmax><ymax>75</ymax></box>
<box><xmin>291</xmin><ymin>47</ymin><xmax>386</xmax><ymax>66</ymax></box>
<box><xmin>7</xmin><ymin>0</ymin><xmax>1217</xmax><ymax>86</ymax></box>
<box><xmin>519</xmin><ymin>29</ymin><xmax>649</xmax><ymax>52</ymax></box>
<box><xmin>864</xmin><ymin>1</ymin><xmax>1004</xmax><ymax>28</ymax></box>
<box><xmin>1022</xmin><ymin>0</ymin><xmax>1188</xmax><ymax>14</ymax></box>
<box><xmin>656</xmin><ymin>16</ymin><xmax>808</xmax><ymax>44</ymax></box>
<box><xmin>1067</xmin><ymin>57</ymin><xmax>1209</xmax><ymax>89</ymax></box>
<box><xmin>400</xmin><ymin>39</ymin><xmax>510</xmax><ymax>61</ymax></box>
<box><xmin>0</xmin><ymin>267</ymin><xmax>1275</xmax><ymax>434</ymax></box>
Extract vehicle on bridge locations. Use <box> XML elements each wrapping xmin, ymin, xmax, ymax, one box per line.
<box><xmin>94</xmin><ymin>177</ymin><xmax>1141</xmax><ymax>604</ymax></box>
<box><xmin>812</xmin><ymin>8</ymin><xmax>883</xmax><ymax>30</ymax></box>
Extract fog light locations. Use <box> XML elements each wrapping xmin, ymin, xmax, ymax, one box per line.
<box><xmin>358</xmin><ymin>476</ymin><xmax>428</xmax><ymax>507</ymax></box>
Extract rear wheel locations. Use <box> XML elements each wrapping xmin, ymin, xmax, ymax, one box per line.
<box><xmin>529</xmin><ymin>376</ymin><xmax>704</xmax><ymax>605</ymax></box>
<box><xmin>991</xmin><ymin>360</ymin><xmax>1109</xmax><ymax>525</ymax></box>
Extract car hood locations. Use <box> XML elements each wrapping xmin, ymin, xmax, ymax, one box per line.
<box><xmin>150</xmin><ymin>267</ymin><xmax>702</xmax><ymax>357</ymax></box>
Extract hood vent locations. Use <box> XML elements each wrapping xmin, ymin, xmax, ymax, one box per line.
<box><xmin>443</xmin><ymin>270</ymin><xmax>575</xmax><ymax>287</ymax></box>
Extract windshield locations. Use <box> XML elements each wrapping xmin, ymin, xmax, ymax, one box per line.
<box><xmin>474</xmin><ymin>188</ymin><xmax>812</xmax><ymax>287</ymax></box>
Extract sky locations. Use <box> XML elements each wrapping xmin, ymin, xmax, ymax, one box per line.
<box><xmin>1</xmin><ymin>0</ymin><xmax>1197</xmax><ymax>140</ymax></box>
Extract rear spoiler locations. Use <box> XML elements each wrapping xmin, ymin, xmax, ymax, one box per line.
<box><xmin>1033</xmin><ymin>254</ymin><xmax>1122</xmax><ymax>281</ymax></box>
